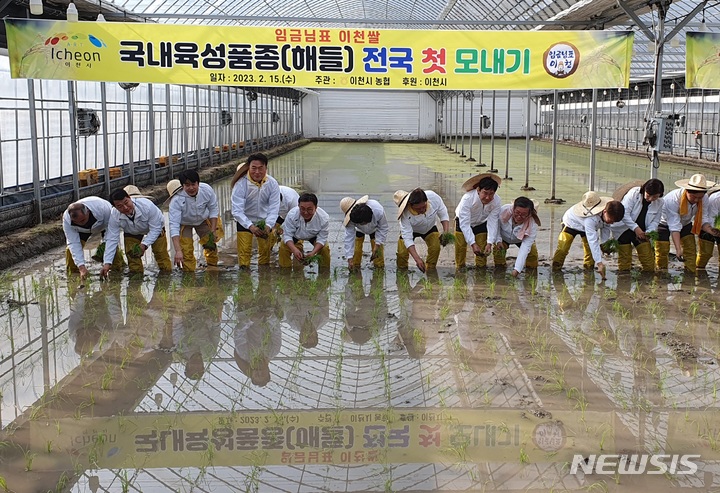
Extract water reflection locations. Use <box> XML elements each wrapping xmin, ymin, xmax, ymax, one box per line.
<box><xmin>3</xmin><ymin>142</ymin><xmax>720</xmax><ymax>491</ymax></box>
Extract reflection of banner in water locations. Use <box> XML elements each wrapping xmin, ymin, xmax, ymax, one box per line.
<box><xmin>30</xmin><ymin>408</ymin><xmax>623</xmax><ymax>469</ymax></box>
<box><xmin>5</xmin><ymin>19</ymin><xmax>632</xmax><ymax>90</ymax></box>
<box><xmin>686</xmin><ymin>32</ymin><xmax>720</xmax><ymax>89</ymax></box>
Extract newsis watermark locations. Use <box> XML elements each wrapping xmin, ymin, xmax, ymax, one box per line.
<box><xmin>570</xmin><ymin>454</ymin><xmax>702</xmax><ymax>475</ymax></box>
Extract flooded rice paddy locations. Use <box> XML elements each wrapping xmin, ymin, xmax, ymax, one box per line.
<box><xmin>2</xmin><ymin>141</ymin><xmax>720</xmax><ymax>492</ymax></box>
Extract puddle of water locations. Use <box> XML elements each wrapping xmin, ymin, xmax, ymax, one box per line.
<box><xmin>1</xmin><ymin>141</ymin><xmax>720</xmax><ymax>492</ymax></box>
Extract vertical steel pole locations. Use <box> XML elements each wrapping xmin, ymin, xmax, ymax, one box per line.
<box><xmin>148</xmin><ymin>84</ymin><xmax>157</xmax><ymax>184</ymax></box>
<box><xmin>490</xmin><ymin>91</ymin><xmax>497</xmax><ymax>172</ymax></box>
<box><xmin>166</xmin><ymin>84</ymin><xmax>173</xmax><ymax>177</ymax></box>
<box><xmin>549</xmin><ymin>90</ymin><xmax>559</xmax><ymax>200</ymax></box>
<box><xmin>467</xmin><ymin>94</ymin><xmax>475</xmax><ymax>162</ymax></box>
<box><xmin>126</xmin><ymin>87</ymin><xmax>135</xmax><ymax>185</ymax></box>
<box><xmin>589</xmin><ymin>88</ymin><xmax>598</xmax><ymax>190</ymax></box>
<box><xmin>28</xmin><ymin>79</ymin><xmax>42</xmax><ymax>223</ymax></box>
<box><xmin>504</xmin><ymin>91</ymin><xmax>511</xmax><ymax>179</ymax></box>
<box><xmin>523</xmin><ymin>90</ymin><xmax>532</xmax><ymax>190</ymax></box>
<box><xmin>100</xmin><ymin>82</ymin><xmax>111</xmax><ymax>196</ymax></box>
<box><xmin>460</xmin><ymin>93</ymin><xmax>466</xmax><ymax>157</ymax></box>
<box><xmin>68</xmin><ymin>81</ymin><xmax>80</xmax><ymax>200</ymax></box>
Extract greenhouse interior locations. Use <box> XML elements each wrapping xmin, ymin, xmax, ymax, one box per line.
<box><xmin>1</xmin><ymin>0</ymin><xmax>720</xmax><ymax>492</ymax></box>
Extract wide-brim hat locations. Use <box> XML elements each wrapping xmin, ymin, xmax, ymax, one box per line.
<box><xmin>675</xmin><ymin>173</ymin><xmax>716</xmax><ymax>192</ymax></box>
<box><xmin>123</xmin><ymin>185</ymin><xmax>151</xmax><ymax>199</ymax></box>
<box><xmin>164</xmin><ymin>179</ymin><xmax>183</xmax><ymax>205</ymax></box>
<box><xmin>340</xmin><ymin>195</ymin><xmax>369</xmax><ymax>226</ymax></box>
<box><xmin>571</xmin><ymin>191</ymin><xmax>612</xmax><ymax>217</ymax></box>
<box><xmin>230</xmin><ymin>163</ymin><xmax>250</xmax><ymax>187</ymax></box>
<box><xmin>461</xmin><ymin>173</ymin><xmax>502</xmax><ymax>192</ymax></box>
<box><xmin>612</xmin><ymin>179</ymin><xmax>645</xmax><ymax>201</ymax></box>
<box><xmin>393</xmin><ymin>190</ymin><xmax>411</xmax><ymax>219</ymax></box>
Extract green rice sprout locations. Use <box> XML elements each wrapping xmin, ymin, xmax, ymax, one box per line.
<box><xmin>601</xmin><ymin>239</ymin><xmax>619</xmax><ymax>254</ymax></box>
<box><xmin>439</xmin><ymin>232</ymin><xmax>456</xmax><ymax>247</ymax></box>
<box><xmin>91</xmin><ymin>242</ymin><xmax>105</xmax><ymax>262</ymax></box>
<box><xmin>370</xmin><ymin>245</ymin><xmax>383</xmax><ymax>261</ymax></box>
<box><xmin>303</xmin><ymin>254</ymin><xmax>321</xmax><ymax>265</ymax></box>
<box><xmin>253</xmin><ymin>220</ymin><xmax>268</xmax><ymax>238</ymax></box>
<box><xmin>127</xmin><ymin>243</ymin><xmax>143</xmax><ymax>258</ymax></box>
<box><xmin>714</xmin><ymin>215</ymin><xmax>720</xmax><ymax>229</ymax></box>
<box><xmin>493</xmin><ymin>243</ymin><xmax>507</xmax><ymax>257</ymax></box>
<box><xmin>646</xmin><ymin>230</ymin><xmax>659</xmax><ymax>248</ymax></box>
<box><xmin>202</xmin><ymin>232</ymin><xmax>217</xmax><ymax>251</ymax></box>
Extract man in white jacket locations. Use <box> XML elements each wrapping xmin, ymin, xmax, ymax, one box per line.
<box><xmin>395</xmin><ymin>188</ymin><xmax>450</xmax><ymax>272</ymax></box>
<box><xmin>487</xmin><ymin>196</ymin><xmax>540</xmax><ymax>277</ymax></box>
<box><xmin>340</xmin><ymin>195</ymin><xmax>389</xmax><ymax>269</ymax></box>
<box><xmin>63</xmin><ymin>196</ymin><xmax>124</xmax><ymax>280</ymax></box>
<box><xmin>100</xmin><ymin>186</ymin><xmax>172</xmax><ymax>277</ymax></box>
<box><xmin>454</xmin><ymin>173</ymin><xmax>503</xmax><ymax>269</ymax></box>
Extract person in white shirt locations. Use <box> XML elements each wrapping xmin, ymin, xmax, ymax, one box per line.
<box><xmin>280</xmin><ymin>192</ymin><xmax>331</xmax><ymax>268</ymax></box>
<box><xmin>454</xmin><ymin>173</ymin><xmax>503</xmax><ymax>269</ymax></box>
<box><xmin>340</xmin><ymin>195</ymin><xmax>389</xmax><ymax>269</ymax></box>
<box><xmin>699</xmin><ymin>190</ymin><xmax>720</xmax><ymax>269</ymax></box>
<box><xmin>551</xmin><ymin>191</ymin><xmax>625</xmax><ymax>279</ymax></box>
<box><xmin>657</xmin><ymin>174</ymin><xmax>716</xmax><ymax>272</ymax></box>
<box><xmin>487</xmin><ymin>196</ymin><xmax>540</xmax><ymax>277</ymax></box>
<box><xmin>395</xmin><ymin>188</ymin><xmax>450</xmax><ymax>272</ymax></box>
<box><xmin>63</xmin><ymin>196</ymin><xmax>124</xmax><ymax>280</ymax></box>
<box><xmin>100</xmin><ymin>186</ymin><xmax>173</xmax><ymax>277</ymax></box>
<box><xmin>268</xmin><ymin>185</ymin><xmax>300</xmax><ymax>248</ymax></box>
<box><xmin>167</xmin><ymin>169</ymin><xmax>224</xmax><ymax>272</ymax></box>
<box><xmin>231</xmin><ymin>153</ymin><xmax>281</xmax><ymax>269</ymax></box>
<box><xmin>611</xmin><ymin>178</ymin><xmax>664</xmax><ymax>272</ymax></box>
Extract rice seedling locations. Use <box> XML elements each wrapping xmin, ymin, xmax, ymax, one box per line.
<box><xmin>91</xmin><ymin>242</ymin><xmax>106</xmax><ymax>262</ymax></box>
<box><xmin>127</xmin><ymin>243</ymin><xmax>143</xmax><ymax>258</ymax></box>
<box><xmin>303</xmin><ymin>254</ymin><xmax>321</xmax><ymax>265</ymax></box>
<box><xmin>600</xmin><ymin>239</ymin><xmax>619</xmax><ymax>254</ymax></box>
<box><xmin>646</xmin><ymin>230</ymin><xmax>659</xmax><ymax>248</ymax></box>
<box><xmin>202</xmin><ymin>232</ymin><xmax>217</xmax><ymax>250</ymax></box>
<box><xmin>370</xmin><ymin>245</ymin><xmax>383</xmax><ymax>261</ymax></box>
<box><xmin>439</xmin><ymin>232</ymin><xmax>456</xmax><ymax>247</ymax></box>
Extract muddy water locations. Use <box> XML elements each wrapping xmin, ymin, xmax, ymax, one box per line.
<box><xmin>1</xmin><ymin>141</ymin><xmax>720</xmax><ymax>492</ymax></box>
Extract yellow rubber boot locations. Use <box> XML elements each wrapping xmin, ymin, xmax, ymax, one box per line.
<box><xmin>152</xmin><ymin>234</ymin><xmax>173</xmax><ymax>272</ymax></box>
<box><xmin>396</xmin><ymin>238</ymin><xmax>409</xmax><ymax>269</ymax></box>
<box><xmin>526</xmin><ymin>243</ymin><xmax>539</xmax><ymax>269</ymax></box>
<box><xmin>581</xmin><ymin>236</ymin><xmax>594</xmax><ymax>270</ymax></box>
<box><xmin>352</xmin><ymin>236</ymin><xmax>364</xmax><ymax>267</ymax></box>
<box><xmin>635</xmin><ymin>241</ymin><xmax>655</xmax><ymax>272</ymax></box>
<box><xmin>278</xmin><ymin>241</ymin><xmax>293</xmax><ymax>268</ymax></box>
<box><xmin>65</xmin><ymin>239</ymin><xmax>86</xmax><ymax>273</ymax></box>
<box><xmin>475</xmin><ymin>232</ymin><xmax>488</xmax><ymax>268</ymax></box>
<box><xmin>179</xmin><ymin>237</ymin><xmax>196</xmax><ymax>272</ymax></box>
<box><xmin>696</xmin><ymin>238</ymin><xmax>716</xmax><ymax>270</ymax></box>
<box><xmin>317</xmin><ymin>243</ymin><xmax>331</xmax><ymax>268</ymax></box>
<box><xmin>124</xmin><ymin>236</ymin><xmax>144</xmax><ymax>273</ymax></box>
<box><xmin>257</xmin><ymin>236</ymin><xmax>271</xmax><ymax>265</ymax></box>
<box><xmin>551</xmin><ymin>231</ymin><xmax>574</xmax><ymax>270</ymax></box>
<box><xmin>425</xmin><ymin>231</ymin><xmax>441</xmax><ymax>269</ymax></box>
<box><xmin>370</xmin><ymin>239</ymin><xmax>385</xmax><ymax>268</ymax></box>
<box><xmin>655</xmin><ymin>240</ymin><xmax>670</xmax><ymax>270</ymax></box>
<box><xmin>454</xmin><ymin>231</ymin><xmax>468</xmax><ymax>268</ymax></box>
<box><xmin>617</xmin><ymin>244</ymin><xmax>633</xmax><ymax>271</ymax></box>
<box><xmin>493</xmin><ymin>242</ymin><xmax>507</xmax><ymax>268</ymax></box>
<box><xmin>236</xmin><ymin>231</ymin><xmax>253</xmax><ymax>268</ymax></box>
<box><xmin>681</xmin><ymin>234</ymin><xmax>697</xmax><ymax>273</ymax></box>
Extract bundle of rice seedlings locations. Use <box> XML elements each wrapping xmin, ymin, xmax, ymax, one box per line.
<box><xmin>601</xmin><ymin>239</ymin><xmax>619</xmax><ymax>254</ymax></box>
<box><xmin>715</xmin><ymin>215</ymin><xmax>720</xmax><ymax>229</ymax></box>
<box><xmin>370</xmin><ymin>245</ymin><xmax>383</xmax><ymax>261</ymax></box>
<box><xmin>646</xmin><ymin>230</ymin><xmax>659</xmax><ymax>248</ymax></box>
<box><xmin>91</xmin><ymin>242</ymin><xmax>105</xmax><ymax>262</ymax></box>
<box><xmin>202</xmin><ymin>232</ymin><xmax>217</xmax><ymax>251</ymax></box>
<box><xmin>127</xmin><ymin>243</ymin><xmax>143</xmax><ymax>258</ymax></box>
<box><xmin>303</xmin><ymin>254</ymin><xmax>321</xmax><ymax>265</ymax></box>
<box><xmin>254</xmin><ymin>219</ymin><xmax>268</xmax><ymax>238</ymax></box>
<box><xmin>439</xmin><ymin>232</ymin><xmax>456</xmax><ymax>247</ymax></box>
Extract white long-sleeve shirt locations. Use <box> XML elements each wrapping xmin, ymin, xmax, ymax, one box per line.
<box><xmin>611</xmin><ymin>186</ymin><xmax>663</xmax><ymax>236</ymax></box>
<box><xmin>168</xmin><ymin>182</ymin><xmax>219</xmax><ymax>238</ymax></box>
<box><xmin>103</xmin><ymin>197</ymin><xmax>166</xmax><ymax>264</ymax></box>
<box><xmin>660</xmin><ymin>188</ymin><xmax>709</xmax><ymax>232</ymax></box>
<box><xmin>282</xmin><ymin>206</ymin><xmax>330</xmax><ymax>246</ymax></box>
<box><xmin>63</xmin><ymin>196</ymin><xmax>113</xmax><ymax>268</ymax></box>
<box><xmin>231</xmin><ymin>175</ymin><xmax>280</xmax><ymax>229</ymax></box>
<box><xmin>455</xmin><ymin>191</ymin><xmax>502</xmax><ymax>245</ymax></box>
<box><xmin>706</xmin><ymin>193</ymin><xmax>720</xmax><ymax>228</ymax></box>
<box><xmin>278</xmin><ymin>186</ymin><xmax>300</xmax><ymax>220</ymax></box>
<box><xmin>562</xmin><ymin>208</ymin><xmax>612</xmax><ymax>265</ymax></box>
<box><xmin>399</xmin><ymin>190</ymin><xmax>449</xmax><ymax>249</ymax></box>
<box><xmin>488</xmin><ymin>204</ymin><xmax>538</xmax><ymax>272</ymax></box>
<box><xmin>343</xmin><ymin>199</ymin><xmax>389</xmax><ymax>259</ymax></box>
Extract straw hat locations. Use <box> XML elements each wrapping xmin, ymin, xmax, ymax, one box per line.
<box><xmin>571</xmin><ymin>191</ymin><xmax>612</xmax><ymax>217</ymax></box>
<box><xmin>162</xmin><ymin>179</ymin><xmax>183</xmax><ymax>203</ymax></box>
<box><xmin>461</xmin><ymin>173</ymin><xmax>502</xmax><ymax>192</ymax></box>
<box><xmin>675</xmin><ymin>173</ymin><xmax>715</xmax><ymax>192</ymax></box>
<box><xmin>340</xmin><ymin>195</ymin><xmax>369</xmax><ymax>226</ymax></box>
<box><xmin>393</xmin><ymin>190</ymin><xmax>411</xmax><ymax>219</ymax></box>
<box><xmin>612</xmin><ymin>179</ymin><xmax>645</xmax><ymax>201</ymax></box>
<box><xmin>123</xmin><ymin>185</ymin><xmax>150</xmax><ymax>199</ymax></box>
<box><xmin>230</xmin><ymin>162</ymin><xmax>250</xmax><ymax>188</ymax></box>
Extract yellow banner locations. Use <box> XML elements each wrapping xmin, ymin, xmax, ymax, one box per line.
<box><xmin>686</xmin><ymin>32</ymin><xmax>720</xmax><ymax>89</ymax></box>
<box><xmin>5</xmin><ymin>19</ymin><xmax>633</xmax><ymax>90</ymax></box>
<box><xmin>29</xmin><ymin>408</ymin><xmax>614</xmax><ymax>469</ymax></box>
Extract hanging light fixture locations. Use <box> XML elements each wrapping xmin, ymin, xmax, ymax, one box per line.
<box><xmin>29</xmin><ymin>0</ymin><xmax>43</xmax><ymax>15</ymax></box>
<box><xmin>700</xmin><ymin>8</ymin><xmax>709</xmax><ymax>32</ymax></box>
<box><xmin>96</xmin><ymin>12</ymin><xmax>106</xmax><ymax>21</ymax></box>
<box><xmin>66</xmin><ymin>1</ymin><xmax>79</xmax><ymax>21</ymax></box>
